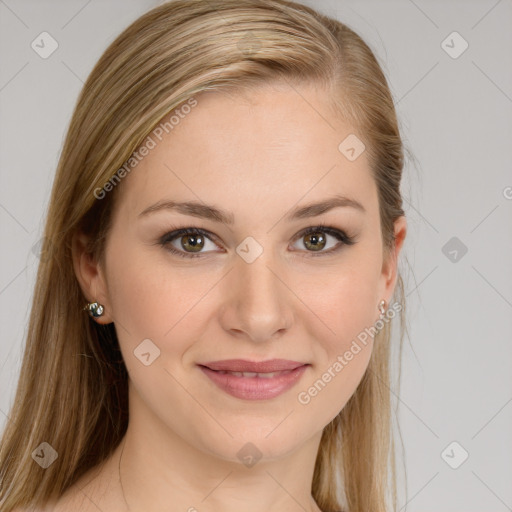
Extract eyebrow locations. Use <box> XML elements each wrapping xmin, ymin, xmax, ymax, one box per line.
<box><xmin>138</xmin><ymin>194</ymin><xmax>366</xmax><ymax>224</ymax></box>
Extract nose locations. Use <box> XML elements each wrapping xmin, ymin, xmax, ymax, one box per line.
<box><xmin>218</xmin><ymin>249</ymin><xmax>294</xmax><ymax>343</ymax></box>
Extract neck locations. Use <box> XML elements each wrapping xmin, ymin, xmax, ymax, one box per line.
<box><xmin>111</xmin><ymin>387</ymin><xmax>325</xmax><ymax>512</ymax></box>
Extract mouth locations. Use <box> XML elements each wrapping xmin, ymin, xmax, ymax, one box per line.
<box><xmin>199</xmin><ymin>358</ymin><xmax>306</xmax><ymax>373</ymax></box>
<box><xmin>197</xmin><ymin>359</ymin><xmax>310</xmax><ymax>400</ymax></box>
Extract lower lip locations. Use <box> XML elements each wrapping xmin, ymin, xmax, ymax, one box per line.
<box><xmin>199</xmin><ymin>365</ymin><xmax>309</xmax><ymax>400</ymax></box>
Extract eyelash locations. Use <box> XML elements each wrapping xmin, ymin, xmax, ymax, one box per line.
<box><xmin>158</xmin><ymin>222</ymin><xmax>357</xmax><ymax>259</ymax></box>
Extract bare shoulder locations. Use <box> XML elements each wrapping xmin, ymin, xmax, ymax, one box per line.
<box><xmin>9</xmin><ymin>471</ymin><xmax>106</xmax><ymax>512</ymax></box>
<box><xmin>33</xmin><ymin>483</ymin><xmax>101</xmax><ymax>512</ymax></box>
<box><xmin>11</xmin><ymin>452</ymin><xmax>123</xmax><ymax>512</ymax></box>
<box><xmin>10</xmin><ymin>490</ymin><xmax>89</xmax><ymax>512</ymax></box>
<box><xmin>8</xmin><ymin>469</ymin><xmax>102</xmax><ymax>512</ymax></box>
<box><xmin>10</xmin><ymin>504</ymin><xmax>59</xmax><ymax>512</ymax></box>
<box><xmin>48</xmin><ymin>478</ymin><xmax>105</xmax><ymax>512</ymax></box>
<box><xmin>51</xmin><ymin>461</ymin><xmax>124</xmax><ymax>512</ymax></box>
<box><xmin>10</xmin><ymin>504</ymin><xmax>57</xmax><ymax>512</ymax></box>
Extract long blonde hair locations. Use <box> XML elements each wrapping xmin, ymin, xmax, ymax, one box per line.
<box><xmin>0</xmin><ymin>1</ymin><xmax>408</xmax><ymax>510</ymax></box>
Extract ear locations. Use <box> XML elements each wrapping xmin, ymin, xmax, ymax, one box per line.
<box><xmin>72</xmin><ymin>230</ymin><xmax>113</xmax><ymax>325</ymax></box>
<box><xmin>379</xmin><ymin>215</ymin><xmax>407</xmax><ymax>308</ymax></box>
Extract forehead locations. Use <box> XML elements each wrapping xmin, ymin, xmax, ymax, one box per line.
<box><xmin>113</xmin><ymin>82</ymin><xmax>377</xmax><ymax>223</ymax></box>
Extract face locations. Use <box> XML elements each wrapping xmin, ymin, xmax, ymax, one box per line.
<box><xmin>76</xmin><ymin>81</ymin><xmax>405</xmax><ymax>462</ymax></box>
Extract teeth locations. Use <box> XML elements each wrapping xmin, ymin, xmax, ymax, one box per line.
<box><xmin>216</xmin><ymin>370</ymin><xmax>291</xmax><ymax>378</ymax></box>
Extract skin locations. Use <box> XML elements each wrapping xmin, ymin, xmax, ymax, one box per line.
<box><xmin>62</xmin><ymin>80</ymin><xmax>407</xmax><ymax>512</ymax></box>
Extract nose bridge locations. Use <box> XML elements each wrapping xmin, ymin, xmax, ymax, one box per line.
<box><xmin>240</xmin><ymin>251</ymin><xmax>281</xmax><ymax>306</ymax></box>
<box><xmin>222</xmin><ymin>243</ymin><xmax>293</xmax><ymax>341</ymax></box>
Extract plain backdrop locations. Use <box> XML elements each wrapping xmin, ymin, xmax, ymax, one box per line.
<box><xmin>1</xmin><ymin>1</ymin><xmax>511</xmax><ymax>510</ymax></box>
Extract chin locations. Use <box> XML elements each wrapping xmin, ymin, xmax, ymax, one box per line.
<box><xmin>197</xmin><ymin>421</ymin><xmax>314</xmax><ymax>464</ymax></box>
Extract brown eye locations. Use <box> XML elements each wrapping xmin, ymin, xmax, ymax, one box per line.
<box><xmin>292</xmin><ymin>225</ymin><xmax>356</xmax><ymax>257</ymax></box>
<box><xmin>160</xmin><ymin>228</ymin><xmax>220</xmax><ymax>258</ymax></box>
<box><xmin>180</xmin><ymin>233</ymin><xmax>205</xmax><ymax>252</ymax></box>
<box><xmin>303</xmin><ymin>231</ymin><xmax>326</xmax><ymax>252</ymax></box>
<box><xmin>159</xmin><ymin>225</ymin><xmax>356</xmax><ymax>260</ymax></box>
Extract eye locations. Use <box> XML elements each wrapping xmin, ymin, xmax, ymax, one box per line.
<box><xmin>159</xmin><ymin>227</ymin><xmax>221</xmax><ymax>258</ymax></box>
<box><xmin>158</xmin><ymin>223</ymin><xmax>356</xmax><ymax>259</ymax></box>
<box><xmin>290</xmin><ymin>223</ymin><xmax>356</xmax><ymax>257</ymax></box>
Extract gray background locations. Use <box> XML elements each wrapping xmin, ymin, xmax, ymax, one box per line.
<box><xmin>1</xmin><ymin>0</ymin><xmax>511</xmax><ymax>510</ymax></box>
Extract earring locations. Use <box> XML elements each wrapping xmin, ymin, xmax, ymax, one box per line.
<box><xmin>378</xmin><ymin>300</ymin><xmax>386</xmax><ymax>320</ymax></box>
<box><xmin>83</xmin><ymin>301</ymin><xmax>104</xmax><ymax>318</ymax></box>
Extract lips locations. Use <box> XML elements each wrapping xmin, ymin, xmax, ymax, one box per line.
<box><xmin>198</xmin><ymin>359</ymin><xmax>310</xmax><ymax>400</ymax></box>
<box><xmin>200</xmin><ymin>359</ymin><xmax>305</xmax><ymax>373</ymax></box>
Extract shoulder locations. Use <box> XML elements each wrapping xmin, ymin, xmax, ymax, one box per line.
<box><xmin>9</xmin><ymin>457</ymin><xmax>122</xmax><ymax>512</ymax></box>
<box><xmin>47</xmin><ymin>464</ymin><xmax>124</xmax><ymax>511</ymax></box>
<box><xmin>11</xmin><ymin>507</ymin><xmax>52</xmax><ymax>512</ymax></box>
<box><xmin>9</xmin><ymin>480</ymin><xmax>99</xmax><ymax>512</ymax></box>
<box><xmin>46</xmin><ymin>483</ymin><xmax>96</xmax><ymax>512</ymax></box>
<box><xmin>10</xmin><ymin>499</ymin><xmax>68</xmax><ymax>511</ymax></box>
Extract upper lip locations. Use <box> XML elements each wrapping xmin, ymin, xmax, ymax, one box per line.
<box><xmin>199</xmin><ymin>359</ymin><xmax>307</xmax><ymax>373</ymax></box>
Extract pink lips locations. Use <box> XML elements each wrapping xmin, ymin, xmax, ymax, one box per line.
<box><xmin>198</xmin><ymin>359</ymin><xmax>309</xmax><ymax>400</ymax></box>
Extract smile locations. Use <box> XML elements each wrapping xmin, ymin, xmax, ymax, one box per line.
<box><xmin>198</xmin><ymin>363</ymin><xmax>309</xmax><ymax>400</ymax></box>
<box><xmin>213</xmin><ymin>370</ymin><xmax>294</xmax><ymax>378</ymax></box>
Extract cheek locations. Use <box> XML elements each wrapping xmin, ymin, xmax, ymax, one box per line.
<box><xmin>295</xmin><ymin>274</ymin><xmax>379</xmax><ymax>422</ymax></box>
<box><xmin>103</xmin><ymin>243</ymin><xmax>214</xmax><ymax>431</ymax></box>
<box><xmin>297</xmin><ymin>345</ymin><xmax>372</xmax><ymax>427</ymax></box>
<box><xmin>104</xmin><ymin>239</ymin><xmax>228</xmax><ymax>385</ymax></box>
<box><xmin>105</xmin><ymin>237</ymin><xmax>202</xmax><ymax>338</ymax></box>
<box><xmin>305</xmin><ymin>257</ymin><xmax>381</xmax><ymax>347</ymax></box>
<box><xmin>294</xmin><ymin>255</ymin><xmax>381</xmax><ymax>418</ymax></box>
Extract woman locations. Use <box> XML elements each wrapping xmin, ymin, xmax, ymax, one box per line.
<box><xmin>0</xmin><ymin>1</ymin><xmax>409</xmax><ymax>510</ymax></box>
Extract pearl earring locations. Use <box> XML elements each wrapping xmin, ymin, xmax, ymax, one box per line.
<box><xmin>378</xmin><ymin>300</ymin><xmax>386</xmax><ymax>320</ymax></box>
